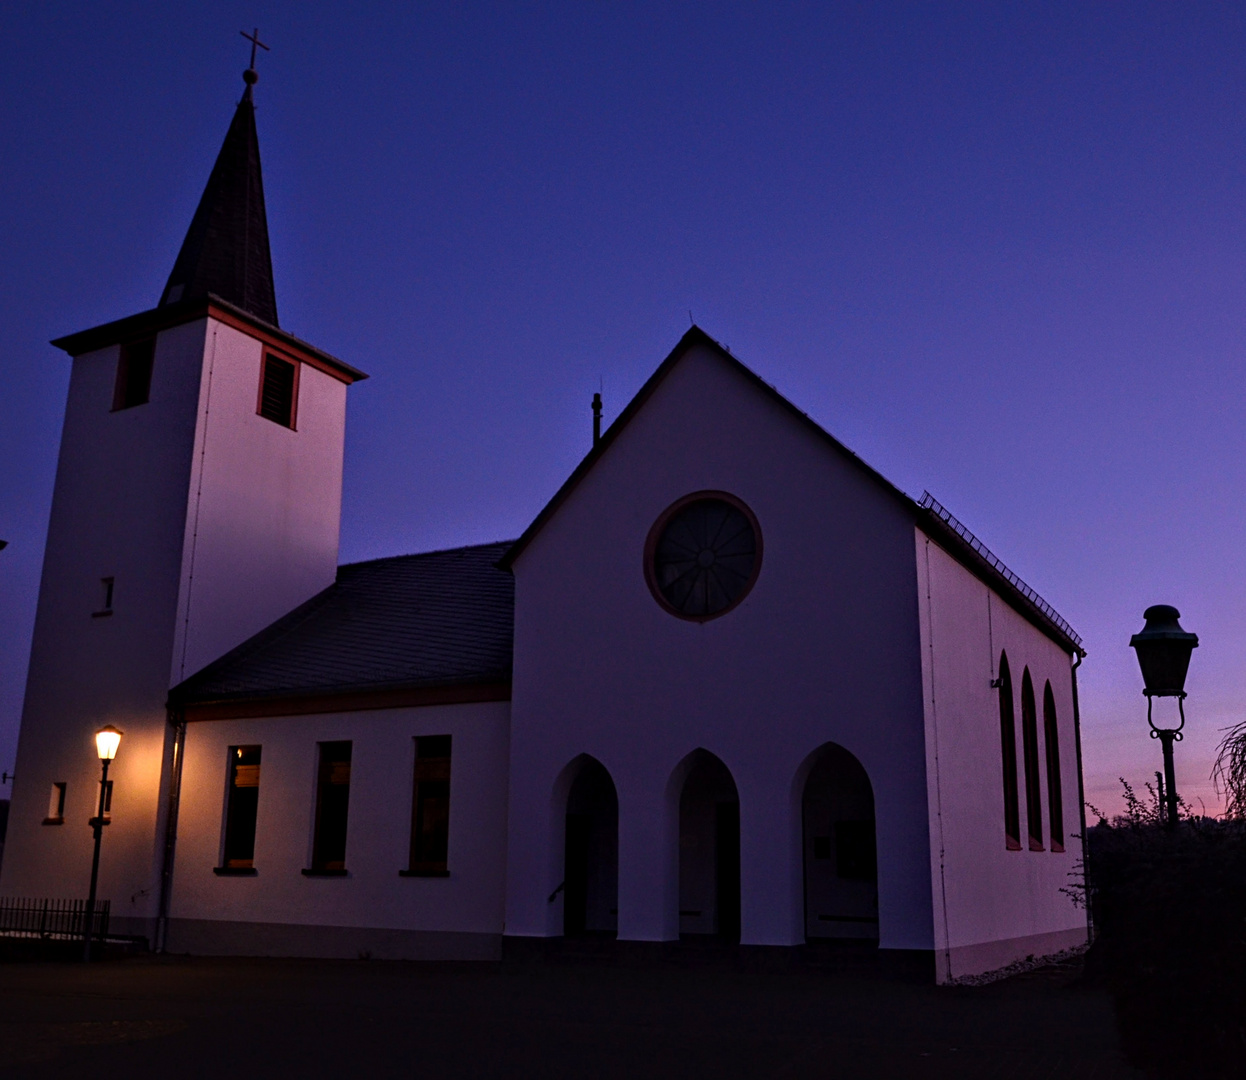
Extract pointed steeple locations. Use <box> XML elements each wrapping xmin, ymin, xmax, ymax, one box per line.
<box><xmin>159</xmin><ymin>63</ymin><xmax>278</xmax><ymax>326</ymax></box>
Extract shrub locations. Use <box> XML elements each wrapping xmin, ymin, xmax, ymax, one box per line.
<box><xmin>1082</xmin><ymin>780</ymin><xmax>1246</xmax><ymax>1075</ymax></box>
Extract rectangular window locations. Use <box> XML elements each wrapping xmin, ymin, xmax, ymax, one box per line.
<box><xmin>45</xmin><ymin>782</ymin><xmax>66</xmax><ymax>824</ymax></box>
<box><xmin>309</xmin><ymin>741</ymin><xmax>351</xmax><ymax>872</ymax></box>
<box><xmin>221</xmin><ymin>746</ymin><xmax>262</xmax><ymax>869</ymax></box>
<box><xmin>101</xmin><ymin>779</ymin><xmax>113</xmax><ymax>821</ymax></box>
<box><xmin>257</xmin><ymin>352</ymin><xmax>298</xmax><ymax>428</ymax></box>
<box><xmin>92</xmin><ymin>577</ymin><xmax>114</xmax><ymax>618</ymax></box>
<box><xmin>112</xmin><ymin>338</ymin><xmax>155</xmax><ymax>410</ymax></box>
<box><xmin>407</xmin><ymin>735</ymin><xmax>452</xmax><ymax>875</ymax></box>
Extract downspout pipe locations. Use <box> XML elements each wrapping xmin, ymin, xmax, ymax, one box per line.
<box><xmin>155</xmin><ymin>706</ymin><xmax>188</xmax><ymax>954</ymax></box>
<box><xmin>1070</xmin><ymin>650</ymin><xmax>1092</xmax><ymax>944</ymax></box>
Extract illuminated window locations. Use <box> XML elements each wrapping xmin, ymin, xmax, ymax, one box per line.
<box><xmin>112</xmin><ymin>338</ymin><xmax>155</xmax><ymax>410</ymax></box>
<box><xmin>45</xmin><ymin>782</ymin><xmax>66</xmax><ymax>824</ymax></box>
<box><xmin>221</xmin><ymin>746</ymin><xmax>261</xmax><ymax>869</ymax></box>
<box><xmin>1044</xmin><ymin>682</ymin><xmax>1065</xmax><ymax>852</ymax></box>
<box><xmin>258</xmin><ymin>352</ymin><xmax>298</xmax><ymax>428</ymax></box>
<box><xmin>1021</xmin><ymin>668</ymin><xmax>1044</xmax><ymax>851</ymax></box>
<box><xmin>998</xmin><ymin>653</ymin><xmax>1021</xmax><ymax>850</ymax></box>
<box><xmin>405</xmin><ymin>736</ymin><xmax>451</xmax><ymax>876</ymax></box>
<box><xmin>308</xmin><ymin>741</ymin><xmax>351</xmax><ymax>873</ymax></box>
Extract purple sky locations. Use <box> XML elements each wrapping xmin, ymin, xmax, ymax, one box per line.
<box><xmin>3</xmin><ymin>3</ymin><xmax>1245</xmax><ymax>818</ymax></box>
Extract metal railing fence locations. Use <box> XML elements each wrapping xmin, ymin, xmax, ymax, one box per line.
<box><xmin>919</xmin><ymin>492</ymin><xmax>1083</xmax><ymax>650</ymax></box>
<box><xmin>0</xmin><ymin>897</ymin><xmax>110</xmax><ymax>941</ymax></box>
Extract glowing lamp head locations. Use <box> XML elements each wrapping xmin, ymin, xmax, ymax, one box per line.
<box><xmin>95</xmin><ymin>725</ymin><xmax>123</xmax><ymax>761</ymax></box>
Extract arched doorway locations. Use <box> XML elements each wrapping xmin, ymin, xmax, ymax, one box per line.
<box><xmin>802</xmin><ymin>743</ymin><xmax>878</xmax><ymax>940</ymax></box>
<box><xmin>677</xmin><ymin>751</ymin><xmax>740</xmax><ymax>941</ymax></box>
<box><xmin>563</xmin><ymin>758</ymin><xmax>618</xmax><ymax>938</ymax></box>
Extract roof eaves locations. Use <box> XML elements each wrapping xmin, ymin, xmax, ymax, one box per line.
<box><xmin>49</xmin><ymin>295</ymin><xmax>367</xmax><ymax>383</ymax></box>
<box><xmin>917</xmin><ymin>500</ymin><xmax>1085</xmax><ymax>657</ymax></box>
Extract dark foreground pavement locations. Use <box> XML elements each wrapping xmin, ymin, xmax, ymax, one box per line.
<box><xmin>0</xmin><ymin>948</ymin><xmax>1139</xmax><ymax>1079</ymax></box>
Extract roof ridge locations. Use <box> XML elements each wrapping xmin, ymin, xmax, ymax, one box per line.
<box><xmin>338</xmin><ymin>539</ymin><xmax>517</xmax><ymax>570</ymax></box>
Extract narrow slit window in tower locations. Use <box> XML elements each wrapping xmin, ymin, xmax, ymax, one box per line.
<box><xmin>45</xmin><ymin>782</ymin><xmax>66</xmax><ymax>824</ymax></box>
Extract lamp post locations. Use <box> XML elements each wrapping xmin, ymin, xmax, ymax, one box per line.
<box><xmin>1129</xmin><ymin>606</ymin><xmax>1198</xmax><ymax>827</ymax></box>
<box><xmin>83</xmin><ymin>725</ymin><xmax>121</xmax><ymax>961</ymax></box>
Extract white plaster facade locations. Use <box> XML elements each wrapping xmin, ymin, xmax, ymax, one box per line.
<box><xmin>3</xmin><ymin>319</ymin><xmax>1087</xmax><ymax>982</ymax></box>
<box><xmin>0</xmin><ymin>312</ymin><xmax>352</xmax><ymax>938</ymax></box>
<box><xmin>917</xmin><ymin>535</ymin><xmax>1086</xmax><ymax>980</ymax></box>
<box><xmin>167</xmin><ymin>701</ymin><xmax>510</xmax><ymax>959</ymax></box>
<box><xmin>500</xmin><ymin>341</ymin><xmax>1088</xmax><ymax>978</ymax></box>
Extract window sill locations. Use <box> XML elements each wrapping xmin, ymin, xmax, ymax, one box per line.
<box><xmin>213</xmin><ymin>866</ymin><xmax>258</xmax><ymax>876</ymax></box>
<box><xmin>91</xmin><ymin>610</ymin><xmax>113</xmax><ymax>619</ymax></box>
<box><xmin>398</xmin><ymin>869</ymin><xmax>450</xmax><ymax>878</ymax></box>
<box><xmin>42</xmin><ymin>817</ymin><xmax>64</xmax><ymax>826</ymax></box>
<box><xmin>1050</xmin><ymin>842</ymin><xmax>1065</xmax><ymax>854</ymax></box>
<box><xmin>87</xmin><ymin>817</ymin><xmax>111</xmax><ymax>827</ymax></box>
<box><xmin>301</xmin><ymin>868</ymin><xmax>348</xmax><ymax>877</ymax></box>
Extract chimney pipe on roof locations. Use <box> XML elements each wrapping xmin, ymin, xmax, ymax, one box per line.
<box><xmin>592</xmin><ymin>393</ymin><xmax>602</xmax><ymax>447</ymax></box>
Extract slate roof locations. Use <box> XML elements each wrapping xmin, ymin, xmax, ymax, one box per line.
<box><xmin>159</xmin><ymin>71</ymin><xmax>278</xmax><ymax>325</ymax></box>
<box><xmin>169</xmin><ymin>541</ymin><xmax>515</xmax><ymax>707</ymax></box>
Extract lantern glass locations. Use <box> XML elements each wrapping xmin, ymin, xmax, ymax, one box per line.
<box><xmin>95</xmin><ymin>725</ymin><xmax>122</xmax><ymax>761</ymax></box>
<box><xmin>1129</xmin><ymin>605</ymin><xmax>1198</xmax><ymax>697</ymax></box>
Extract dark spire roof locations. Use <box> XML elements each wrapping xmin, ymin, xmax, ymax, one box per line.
<box><xmin>159</xmin><ymin>69</ymin><xmax>278</xmax><ymax>325</ymax></box>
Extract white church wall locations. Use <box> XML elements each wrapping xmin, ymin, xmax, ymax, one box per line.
<box><xmin>915</xmin><ymin>533</ymin><xmax>1088</xmax><ymax>982</ymax></box>
<box><xmin>0</xmin><ymin>322</ymin><xmax>210</xmax><ymax>932</ymax></box>
<box><xmin>2</xmin><ymin>314</ymin><xmax>352</xmax><ymax>943</ymax></box>
<box><xmin>169</xmin><ymin>318</ymin><xmax>345</xmax><ymax>684</ymax></box>
<box><xmin>506</xmin><ymin>343</ymin><xmax>934</xmax><ymax>952</ymax></box>
<box><xmin>167</xmin><ymin>701</ymin><xmax>510</xmax><ymax>959</ymax></box>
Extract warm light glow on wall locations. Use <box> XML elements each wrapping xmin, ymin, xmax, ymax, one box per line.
<box><xmin>95</xmin><ymin>725</ymin><xmax>123</xmax><ymax>761</ymax></box>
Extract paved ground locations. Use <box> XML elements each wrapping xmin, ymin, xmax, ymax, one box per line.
<box><xmin>0</xmin><ymin>949</ymin><xmax>1140</xmax><ymax>1079</ymax></box>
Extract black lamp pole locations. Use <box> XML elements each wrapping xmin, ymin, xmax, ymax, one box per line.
<box><xmin>83</xmin><ymin>756</ymin><xmax>110</xmax><ymax>962</ymax></box>
<box><xmin>83</xmin><ymin>725</ymin><xmax>121</xmax><ymax>962</ymax></box>
<box><xmin>1130</xmin><ymin>605</ymin><xmax>1198</xmax><ymax>827</ymax></box>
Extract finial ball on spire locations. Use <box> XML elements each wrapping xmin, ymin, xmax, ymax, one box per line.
<box><xmin>239</xmin><ymin>28</ymin><xmax>269</xmax><ymax>88</ymax></box>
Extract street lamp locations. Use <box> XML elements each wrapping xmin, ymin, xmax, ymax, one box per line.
<box><xmin>83</xmin><ymin>725</ymin><xmax>121</xmax><ymax>961</ymax></box>
<box><xmin>1129</xmin><ymin>605</ymin><xmax>1198</xmax><ymax>826</ymax></box>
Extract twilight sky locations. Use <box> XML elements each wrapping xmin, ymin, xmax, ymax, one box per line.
<box><xmin>3</xmin><ymin>2</ymin><xmax>1245</xmax><ymax>817</ymax></box>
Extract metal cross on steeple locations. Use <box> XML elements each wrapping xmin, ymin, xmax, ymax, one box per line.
<box><xmin>240</xmin><ymin>27</ymin><xmax>270</xmax><ymax>71</ymax></box>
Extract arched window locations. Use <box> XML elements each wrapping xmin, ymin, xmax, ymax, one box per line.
<box><xmin>1020</xmin><ymin>668</ymin><xmax>1044</xmax><ymax>851</ymax></box>
<box><xmin>1043</xmin><ymin>681</ymin><xmax>1064</xmax><ymax>852</ymax></box>
<box><xmin>998</xmin><ymin>653</ymin><xmax>1021</xmax><ymax>850</ymax></box>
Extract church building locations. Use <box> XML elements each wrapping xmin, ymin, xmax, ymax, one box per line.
<box><xmin>0</xmin><ymin>64</ymin><xmax>1090</xmax><ymax>983</ymax></box>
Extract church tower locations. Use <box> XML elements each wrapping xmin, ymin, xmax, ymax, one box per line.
<box><xmin>0</xmin><ymin>58</ymin><xmax>365</xmax><ymax>939</ymax></box>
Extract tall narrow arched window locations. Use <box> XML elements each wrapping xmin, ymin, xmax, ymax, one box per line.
<box><xmin>998</xmin><ymin>653</ymin><xmax>1021</xmax><ymax>850</ymax></box>
<box><xmin>1043</xmin><ymin>681</ymin><xmax>1064</xmax><ymax>852</ymax></box>
<box><xmin>1020</xmin><ymin>668</ymin><xmax>1044</xmax><ymax>851</ymax></box>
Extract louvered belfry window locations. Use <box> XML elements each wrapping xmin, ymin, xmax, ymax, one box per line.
<box><xmin>258</xmin><ymin>352</ymin><xmax>297</xmax><ymax>428</ymax></box>
<box><xmin>113</xmin><ymin>337</ymin><xmax>155</xmax><ymax>410</ymax></box>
